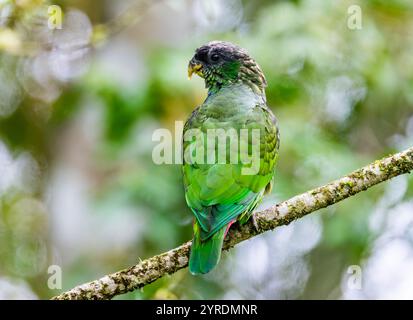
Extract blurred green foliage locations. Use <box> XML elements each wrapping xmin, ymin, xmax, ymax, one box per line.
<box><xmin>0</xmin><ymin>0</ymin><xmax>412</xmax><ymax>299</ymax></box>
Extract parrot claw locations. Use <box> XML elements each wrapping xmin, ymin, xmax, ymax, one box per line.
<box><xmin>251</xmin><ymin>214</ymin><xmax>260</xmax><ymax>233</ymax></box>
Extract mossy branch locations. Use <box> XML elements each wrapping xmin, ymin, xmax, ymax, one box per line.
<box><xmin>52</xmin><ymin>146</ymin><xmax>413</xmax><ymax>300</ymax></box>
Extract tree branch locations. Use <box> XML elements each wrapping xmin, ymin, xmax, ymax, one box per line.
<box><xmin>52</xmin><ymin>146</ymin><xmax>413</xmax><ymax>300</ymax></box>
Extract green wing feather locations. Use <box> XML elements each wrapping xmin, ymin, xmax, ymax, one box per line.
<box><xmin>183</xmin><ymin>98</ymin><xmax>279</xmax><ymax>274</ymax></box>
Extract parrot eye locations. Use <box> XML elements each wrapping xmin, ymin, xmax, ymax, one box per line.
<box><xmin>209</xmin><ymin>53</ymin><xmax>221</xmax><ymax>63</ymax></box>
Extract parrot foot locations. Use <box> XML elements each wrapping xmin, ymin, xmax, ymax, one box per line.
<box><xmin>251</xmin><ymin>214</ymin><xmax>261</xmax><ymax>233</ymax></box>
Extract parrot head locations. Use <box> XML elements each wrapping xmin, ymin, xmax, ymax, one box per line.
<box><xmin>188</xmin><ymin>41</ymin><xmax>267</xmax><ymax>92</ymax></box>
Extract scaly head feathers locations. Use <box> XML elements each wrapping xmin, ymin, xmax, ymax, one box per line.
<box><xmin>188</xmin><ymin>41</ymin><xmax>267</xmax><ymax>94</ymax></box>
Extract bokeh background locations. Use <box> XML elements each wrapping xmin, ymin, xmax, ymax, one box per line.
<box><xmin>1</xmin><ymin>0</ymin><xmax>413</xmax><ymax>300</ymax></box>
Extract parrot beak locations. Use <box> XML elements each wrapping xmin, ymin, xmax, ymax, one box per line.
<box><xmin>188</xmin><ymin>61</ymin><xmax>203</xmax><ymax>79</ymax></box>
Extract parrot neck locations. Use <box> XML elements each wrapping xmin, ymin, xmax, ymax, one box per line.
<box><xmin>206</xmin><ymin>63</ymin><xmax>267</xmax><ymax>98</ymax></box>
<box><xmin>205</xmin><ymin>82</ymin><xmax>266</xmax><ymax>110</ymax></box>
<box><xmin>207</xmin><ymin>81</ymin><xmax>266</xmax><ymax>103</ymax></box>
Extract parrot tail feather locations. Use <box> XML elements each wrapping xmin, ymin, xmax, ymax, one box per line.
<box><xmin>189</xmin><ymin>222</ymin><xmax>229</xmax><ymax>275</ymax></box>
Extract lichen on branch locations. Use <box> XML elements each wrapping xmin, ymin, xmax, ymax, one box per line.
<box><xmin>52</xmin><ymin>146</ymin><xmax>413</xmax><ymax>300</ymax></box>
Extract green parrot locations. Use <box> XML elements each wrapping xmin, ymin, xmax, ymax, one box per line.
<box><xmin>183</xmin><ymin>41</ymin><xmax>280</xmax><ymax>274</ymax></box>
